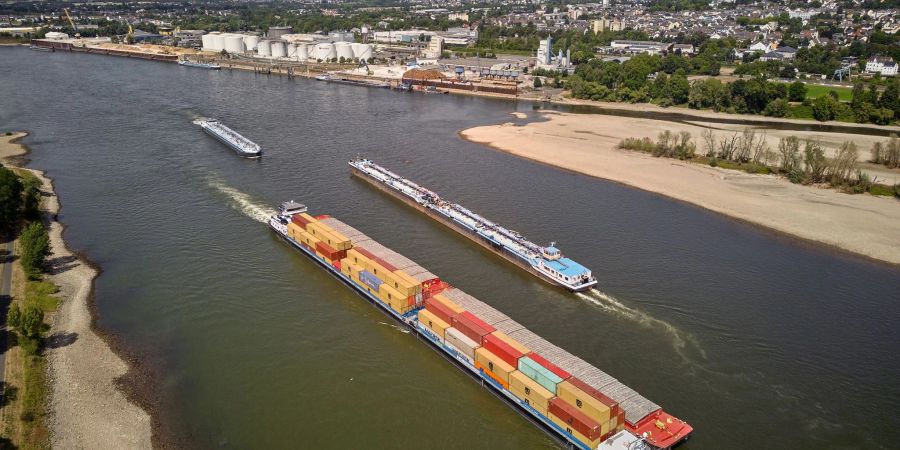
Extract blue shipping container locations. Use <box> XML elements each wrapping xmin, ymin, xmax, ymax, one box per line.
<box><xmin>518</xmin><ymin>356</ymin><xmax>563</xmax><ymax>394</ymax></box>
<box><xmin>359</xmin><ymin>270</ymin><xmax>383</xmax><ymax>291</ymax></box>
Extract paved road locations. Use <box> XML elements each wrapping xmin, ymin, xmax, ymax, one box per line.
<box><xmin>0</xmin><ymin>239</ymin><xmax>13</xmax><ymax>395</ymax></box>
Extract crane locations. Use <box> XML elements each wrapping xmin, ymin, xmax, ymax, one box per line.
<box><xmin>63</xmin><ymin>8</ymin><xmax>80</xmax><ymax>38</ymax></box>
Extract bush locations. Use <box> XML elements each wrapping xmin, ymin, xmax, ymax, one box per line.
<box><xmin>19</xmin><ymin>222</ymin><xmax>50</xmax><ymax>280</ymax></box>
<box><xmin>533</xmin><ymin>77</ymin><xmax>542</xmax><ymax>88</ymax></box>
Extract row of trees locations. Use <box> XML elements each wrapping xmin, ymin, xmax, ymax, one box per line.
<box><xmin>618</xmin><ymin>129</ymin><xmax>898</xmax><ymax>195</ymax></box>
<box><xmin>870</xmin><ymin>135</ymin><xmax>900</xmax><ymax>169</ymax></box>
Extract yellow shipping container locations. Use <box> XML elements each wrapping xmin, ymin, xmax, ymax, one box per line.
<box><xmin>557</xmin><ymin>380</ymin><xmax>613</xmax><ymax>425</ymax></box>
<box><xmin>287</xmin><ymin>222</ymin><xmax>305</xmax><ymax>239</ymax></box>
<box><xmin>295</xmin><ymin>213</ymin><xmax>317</xmax><ymax>228</ymax></box>
<box><xmin>392</xmin><ymin>270</ymin><xmax>422</xmax><ymax>296</ymax></box>
<box><xmin>340</xmin><ymin>258</ymin><xmax>358</xmax><ymax>277</ymax></box>
<box><xmin>346</xmin><ymin>248</ymin><xmax>370</xmax><ymax>267</ymax></box>
<box><xmin>491</xmin><ymin>331</ymin><xmax>530</xmax><ymax>355</ymax></box>
<box><xmin>418</xmin><ymin>308</ymin><xmax>450</xmax><ymax>340</ymax></box>
<box><xmin>378</xmin><ymin>282</ymin><xmax>406</xmax><ymax>306</ymax></box>
<box><xmin>431</xmin><ymin>293</ymin><xmax>465</xmax><ymax>314</ymax></box>
<box><xmin>548</xmin><ymin>412</ymin><xmax>605</xmax><ymax>450</ymax></box>
<box><xmin>307</xmin><ymin>222</ymin><xmax>352</xmax><ymax>250</ymax></box>
<box><xmin>509</xmin><ymin>370</ymin><xmax>554</xmax><ymax>417</ymax></box>
<box><xmin>475</xmin><ymin>346</ymin><xmax>516</xmax><ymax>387</ymax></box>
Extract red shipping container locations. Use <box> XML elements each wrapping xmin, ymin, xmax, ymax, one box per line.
<box><xmin>332</xmin><ymin>260</ymin><xmax>341</xmax><ymax>271</ymax></box>
<box><xmin>425</xmin><ymin>298</ymin><xmax>459</xmax><ymax>324</ymax></box>
<box><xmin>291</xmin><ymin>214</ymin><xmax>312</xmax><ymax>228</ymax></box>
<box><xmin>483</xmin><ymin>333</ymin><xmax>525</xmax><ymax>367</ymax></box>
<box><xmin>451</xmin><ymin>312</ymin><xmax>495</xmax><ymax>344</ymax></box>
<box><xmin>566</xmin><ymin>376</ymin><xmax>619</xmax><ymax>416</ymax></box>
<box><xmin>549</xmin><ymin>397</ymin><xmax>603</xmax><ymax>440</ymax></box>
<box><xmin>354</xmin><ymin>247</ymin><xmax>397</xmax><ymax>272</ymax></box>
<box><xmin>527</xmin><ymin>352</ymin><xmax>572</xmax><ymax>380</ymax></box>
<box><xmin>316</xmin><ymin>241</ymin><xmax>347</xmax><ymax>261</ymax></box>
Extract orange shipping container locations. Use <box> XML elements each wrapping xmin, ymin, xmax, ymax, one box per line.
<box><xmin>556</xmin><ymin>379</ymin><xmax>617</xmax><ymax>425</ymax></box>
<box><xmin>509</xmin><ymin>370</ymin><xmax>554</xmax><ymax>417</ymax></box>
<box><xmin>418</xmin><ymin>308</ymin><xmax>451</xmax><ymax>340</ymax></box>
<box><xmin>491</xmin><ymin>331</ymin><xmax>530</xmax><ymax>355</ymax></box>
<box><xmin>475</xmin><ymin>346</ymin><xmax>515</xmax><ymax>388</ymax></box>
<box><xmin>287</xmin><ymin>222</ymin><xmax>305</xmax><ymax>238</ymax></box>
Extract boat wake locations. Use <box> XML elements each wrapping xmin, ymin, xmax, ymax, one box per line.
<box><xmin>206</xmin><ymin>177</ymin><xmax>274</xmax><ymax>223</ymax></box>
<box><xmin>576</xmin><ymin>289</ymin><xmax>706</xmax><ymax>364</ymax></box>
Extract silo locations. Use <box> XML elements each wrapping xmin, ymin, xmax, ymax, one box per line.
<box><xmin>297</xmin><ymin>44</ymin><xmax>309</xmax><ymax>61</ymax></box>
<box><xmin>257</xmin><ymin>40</ymin><xmax>271</xmax><ymax>57</ymax></box>
<box><xmin>212</xmin><ymin>33</ymin><xmax>226</xmax><ymax>52</ymax></box>
<box><xmin>335</xmin><ymin>42</ymin><xmax>354</xmax><ymax>61</ymax></box>
<box><xmin>287</xmin><ymin>43</ymin><xmax>297</xmax><ymax>59</ymax></box>
<box><xmin>224</xmin><ymin>34</ymin><xmax>245</xmax><ymax>54</ymax></box>
<box><xmin>314</xmin><ymin>43</ymin><xmax>336</xmax><ymax>61</ymax></box>
<box><xmin>270</xmin><ymin>41</ymin><xmax>286</xmax><ymax>58</ymax></box>
<box><xmin>243</xmin><ymin>34</ymin><xmax>259</xmax><ymax>51</ymax></box>
<box><xmin>357</xmin><ymin>44</ymin><xmax>373</xmax><ymax>61</ymax></box>
<box><xmin>267</xmin><ymin>26</ymin><xmax>293</xmax><ymax>40</ymax></box>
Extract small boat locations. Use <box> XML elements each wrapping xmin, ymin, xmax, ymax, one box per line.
<box><xmin>179</xmin><ymin>60</ymin><xmax>221</xmax><ymax>70</ymax></box>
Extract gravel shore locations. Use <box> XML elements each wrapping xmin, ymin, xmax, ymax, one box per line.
<box><xmin>1</xmin><ymin>132</ymin><xmax>152</xmax><ymax>449</ymax></box>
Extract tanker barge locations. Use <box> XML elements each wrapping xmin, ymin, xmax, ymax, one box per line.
<box><xmin>349</xmin><ymin>158</ymin><xmax>597</xmax><ymax>292</ymax></box>
<box><xmin>193</xmin><ymin>118</ymin><xmax>262</xmax><ymax>157</ymax></box>
<box><xmin>269</xmin><ymin>201</ymin><xmax>692</xmax><ymax>449</ymax></box>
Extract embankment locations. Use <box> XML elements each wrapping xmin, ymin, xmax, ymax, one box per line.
<box><xmin>0</xmin><ymin>132</ymin><xmax>152</xmax><ymax>448</ymax></box>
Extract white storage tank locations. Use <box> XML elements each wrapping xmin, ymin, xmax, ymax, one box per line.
<box><xmin>212</xmin><ymin>33</ymin><xmax>226</xmax><ymax>52</ymax></box>
<box><xmin>313</xmin><ymin>43</ymin><xmax>336</xmax><ymax>61</ymax></box>
<box><xmin>287</xmin><ymin>43</ymin><xmax>297</xmax><ymax>59</ymax></box>
<box><xmin>356</xmin><ymin>44</ymin><xmax>373</xmax><ymax>61</ymax></box>
<box><xmin>270</xmin><ymin>41</ymin><xmax>286</xmax><ymax>58</ymax></box>
<box><xmin>335</xmin><ymin>42</ymin><xmax>354</xmax><ymax>61</ymax></box>
<box><xmin>243</xmin><ymin>34</ymin><xmax>259</xmax><ymax>51</ymax></box>
<box><xmin>297</xmin><ymin>44</ymin><xmax>309</xmax><ymax>61</ymax></box>
<box><xmin>224</xmin><ymin>34</ymin><xmax>245</xmax><ymax>54</ymax></box>
<box><xmin>257</xmin><ymin>40</ymin><xmax>271</xmax><ymax>57</ymax></box>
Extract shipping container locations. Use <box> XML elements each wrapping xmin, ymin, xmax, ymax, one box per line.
<box><xmin>378</xmin><ymin>281</ymin><xmax>406</xmax><ymax>306</ymax></box>
<box><xmin>452</xmin><ymin>312</ymin><xmax>496</xmax><ymax>344</ymax></box>
<box><xmin>548</xmin><ymin>397</ymin><xmax>604</xmax><ymax>441</ymax></box>
<box><xmin>346</xmin><ymin>248</ymin><xmax>370</xmax><ymax>267</ymax></box>
<box><xmin>287</xmin><ymin>222</ymin><xmax>305</xmax><ymax>239</ymax></box>
<box><xmin>527</xmin><ymin>352</ymin><xmax>572</xmax><ymax>381</ymax></box>
<box><xmin>318</xmin><ymin>217</ymin><xmax>370</xmax><ymax>241</ymax></box>
<box><xmin>424</xmin><ymin>297</ymin><xmax>461</xmax><ymax>325</ymax></box>
<box><xmin>519</xmin><ymin>355</ymin><xmax>565</xmax><ymax>394</ymax></box>
<box><xmin>391</xmin><ymin>270</ymin><xmax>422</xmax><ymax>296</ymax></box>
<box><xmin>358</xmin><ymin>270</ymin><xmax>383</xmax><ymax>291</ymax></box>
<box><xmin>418</xmin><ymin>308</ymin><xmax>450</xmax><ymax>341</ymax></box>
<box><xmin>483</xmin><ymin>332</ymin><xmax>526</xmax><ymax>367</ymax></box>
<box><xmin>509</xmin><ymin>370</ymin><xmax>554</xmax><ymax>417</ymax></box>
<box><xmin>430</xmin><ymin>292</ymin><xmax>465</xmax><ymax>314</ymax></box>
<box><xmin>291</xmin><ymin>212</ymin><xmax>316</xmax><ymax>229</ymax></box>
<box><xmin>557</xmin><ymin>378</ymin><xmax>618</xmax><ymax>426</ymax></box>
<box><xmin>316</xmin><ymin>241</ymin><xmax>347</xmax><ymax>262</ymax></box>
<box><xmin>491</xmin><ymin>331</ymin><xmax>530</xmax><ymax>355</ymax></box>
<box><xmin>475</xmin><ymin>346</ymin><xmax>515</xmax><ymax>389</ymax></box>
<box><xmin>445</xmin><ymin>327</ymin><xmax>479</xmax><ymax>360</ymax></box>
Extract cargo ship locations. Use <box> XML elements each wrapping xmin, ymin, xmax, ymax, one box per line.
<box><xmin>268</xmin><ymin>201</ymin><xmax>692</xmax><ymax>449</ymax></box>
<box><xmin>193</xmin><ymin>118</ymin><xmax>262</xmax><ymax>157</ymax></box>
<box><xmin>349</xmin><ymin>158</ymin><xmax>597</xmax><ymax>292</ymax></box>
<box><xmin>179</xmin><ymin>60</ymin><xmax>221</xmax><ymax>70</ymax></box>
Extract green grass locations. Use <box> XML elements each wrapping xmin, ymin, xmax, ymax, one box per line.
<box><xmin>869</xmin><ymin>183</ymin><xmax>896</xmax><ymax>197</ymax></box>
<box><xmin>805</xmin><ymin>84</ymin><xmax>853</xmax><ymax>101</ymax></box>
<box><xmin>19</xmin><ymin>353</ymin><xmax>49</xmax><ymax>449</ymax></box>
<box><xmin>25</xmin><ymin>280</ymin><xmax>59</xmax><ymax>312</ymax></box>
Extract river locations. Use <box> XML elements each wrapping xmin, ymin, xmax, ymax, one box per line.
<box><xmin>2</xmin><ymin>47</ymin><xmax>899</xmax><ymax>449</ymax></box>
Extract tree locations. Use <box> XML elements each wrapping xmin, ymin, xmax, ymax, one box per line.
<box><xmin>803</xmin><ymin>140</ymin><xmax>828</xmax><ymax>183</ymax></box>
<box><xmin>788</xmin><ymin>81</ymin><xmax>806</xmax><ymax>102</ymax></box>
<box><xmin>763</xmin><ymin>98</ymin><xmax>788</xmax><ymax>117</ymax></box>
<box><xmin>778</xmin><ymin>136</ymin><xmax>801</xmax><ymax>173</ymax></box>
<box><xmin>668</xmin><ymin>71</ymin><xmax>690</xmax><ymax>104</ymax></box>
<box><xmin>811</xmin><ymin>95</ymin><xmax>838</xmax><ymax>121</ymax></box>
<box><xmin>533</xmin><ymin>77</ymin><xmax>542</xmax><ymax>88</ymax></box>
<box><xmin>0</xmin><ymin>167</ymin><xmax>23</xmax><ymax>232</ymax></box>
<box><xmin>19</xmin><ymin>221</ymin><xmax>50</xmax><ymax>279</ymax></box>
<box><xmin>828</xmin><ymin>141</ymin><xmax>859</xmax><ymax>185</ymax></box>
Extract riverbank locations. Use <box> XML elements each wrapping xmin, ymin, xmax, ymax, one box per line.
<box><xmin>460</xmin><ymin>111</ymin><xmax>900</xmax><ymax>266</ymax></box>
<box><xmin>0</xmin><ymin>132</ymin><xmax>152</xmax><ymax>448</ymax></box>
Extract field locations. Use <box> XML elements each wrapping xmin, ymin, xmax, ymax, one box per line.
<box><xmin>805</xmin><ymin>84</ymin><xmax>854</xmax><ymax>101</ymax></box>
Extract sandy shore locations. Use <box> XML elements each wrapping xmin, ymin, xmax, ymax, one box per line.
<box><xmin>1</xmin><ymin>132</ymin><xmax>152</xmax><ymax>448</ymax></box>
<box><xmin>460</xmin><ymin>112</ymin><xmax>900</xmax><ymax>266</ymax></box>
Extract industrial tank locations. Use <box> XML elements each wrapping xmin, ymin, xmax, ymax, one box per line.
<box><xmin>201</xmin><ymin>34</ymin><xmax>213</xmax><ymax>51</ymax></box>
<box><xmin>267</xmin><ymin>26</ymin><xmax>293</xmax><ymax>40</ymax></box>
<box><xmin>270</xmin><ymin>41</ymin><xmax>286</xmax><ymax>58</ymax></box>
<box><xmin>211</xmin><ymin>33</ymin><xmax>226</xmax><ymax>52</ymax></box>
<box><xmin>313</xmin><ymin>43</ymin><xmax>336</xmax><ymax>61</ymax></box>
<box><xmin>356</xmin><ymin>44</ymin><xmax>373</xmax><ymax>61</ymax></box>
<box><xmin>224</xmin><ymin>34</ymin><xmax>245</xmax><ymax>54</ymax></box>
<box><xmin>297</xmin><ymin>44</ymin><xmax>309</xmax><ymax>61</ymax></box>
<box><xmin>257</xmin><ymin>40</ymin><xmax>271</xmax><ymax>57</ymax></box>
<box><xmin>243</xmin><ymin>34</ymin><xmax>260</xmax><ymax>52</ymax></box>
<box><xmin>335</xmin><ymin>42</ymin><xmax>354</xmax><ymax>61</ymax></box>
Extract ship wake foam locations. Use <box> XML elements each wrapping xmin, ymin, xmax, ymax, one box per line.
<box><xmin>577</xmin><ymin>289</ymin><xmax>706</xmax><ymax>365</ymax></box>
<box><xmin>206</xmin><ymin>177</ymin><xmax>274</xmax><ymax>223</ymax></box>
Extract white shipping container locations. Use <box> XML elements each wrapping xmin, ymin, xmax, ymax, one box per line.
<box><xmin>445</xmin><ymin>327</ymin><xmax>478</xmax><ymax>360</ymax></box>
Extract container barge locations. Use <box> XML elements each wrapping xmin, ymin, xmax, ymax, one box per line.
<box><xmin>268</xmin><ymin>201</ymin><xmax>692</xmax><ymax>449</ymax></box>
<box><xmin>193</xmin><ymin>118</ymin><xmax>262</xmax><ymax>157</ymax></box>
<box><xmin>349</xmin><ymin>158</ymin><xmax>597</xmax><ymax>292</ymax></box>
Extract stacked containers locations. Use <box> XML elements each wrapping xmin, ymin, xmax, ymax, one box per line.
<box><xmin>445</xmin><ymin>327</ymin><xmax>478</xmax><ymax>366</ymax></box>
<box><xmin>518</xmin><ymin>355</ymin><xmax>566</xmax><ymax>395</ymax></box>
<box><xmin>417</xmin><ymin>308</ymin><xmax>450</xmax><ymax>341</ymax></box>
<box><xmin>548</xmin><ymin>398</ymin><xmax>606</xmax><ymax>449</ymax></box>
<box><xmin>509</xmin><ymin>370</ymin><xmax>555</xmax><ymax>416</ymax></box>
<box><xmin>557</xmin><ymin>377</ymin><xmax>621</xmax><ymax>439</ymax></box>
